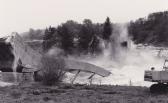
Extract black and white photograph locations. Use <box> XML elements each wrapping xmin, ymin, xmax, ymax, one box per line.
<box><xmin>0</xmin><ymin>0</ymin><xmax>168</xmax><ymax>103</ymax></box>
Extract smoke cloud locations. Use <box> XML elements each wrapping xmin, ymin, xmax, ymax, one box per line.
<box><xmin>65</xmin><ymin>23</ymin><xmax>165</xmax><ymax>86</ymax></box>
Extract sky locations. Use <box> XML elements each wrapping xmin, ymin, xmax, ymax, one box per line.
<box><xmin>0</xmin><ymin>0</ymin><xmax>168</xmax><ymax>37</ymax></box>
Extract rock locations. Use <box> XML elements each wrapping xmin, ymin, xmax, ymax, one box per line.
<box><xmin>33</xmin><ymin>90</ymin><xmax>41</xmax><ymax>95</ymax></box>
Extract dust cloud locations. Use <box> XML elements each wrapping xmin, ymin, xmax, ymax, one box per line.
<box><xmin>66</xmin><ymin>24</ymin><xmax>165</xmax><ymax>86</ymax></box>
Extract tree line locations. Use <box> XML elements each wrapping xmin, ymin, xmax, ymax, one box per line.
<box><xmin>22</xmin><ymin>10</ymin><xmax>168</xmax><ymax>55</ymax></box>
<box><xmin>42</xmin><ymin>17</ymin><xmax>112</xmax><ymax>55</ymax></box>
<box><xmin>128</xmin><ymin>10</ymin><xmax>168</xmax><ymax>46</ymax></box>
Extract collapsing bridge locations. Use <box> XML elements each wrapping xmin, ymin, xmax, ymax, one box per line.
<box><xmin>1</xmin><ymin>33</ymin><xmax>111</xmax><ymax>83</ymax></box>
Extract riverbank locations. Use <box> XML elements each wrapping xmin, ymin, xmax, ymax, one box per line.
<box><xmin>0</xmin><ymin>83</ymin><xmax>168</xmax><ymax>103</ymax></box>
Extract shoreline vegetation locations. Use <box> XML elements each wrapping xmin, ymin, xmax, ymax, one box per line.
<box><xmin>20</xmin><ymin>10</ymin><xmax>168</xmax><ymax>56</ymax></box>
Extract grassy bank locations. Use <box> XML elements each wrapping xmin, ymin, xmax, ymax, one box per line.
<box><xmin>0</xmin><ymin>83</ymin><xmax>168</xmax><ymax>103</ymax></box>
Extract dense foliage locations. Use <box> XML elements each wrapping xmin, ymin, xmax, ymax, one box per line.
<box><xmin>42</xmin><ymin>17</ymin><xmax>112</xmax><ymax>55</ymax></box>
<box><xmin>128</xmin><ymin>11</ymin><xmax>168</xmax><ymax>46</ymax></box>
<box><xmin>22</xmin><ymin>28</ymin><xmax>44</xmax><ymax>40</ymax></box>
<box><xmin>103</xmin><ymin>17</ymin><xmax>112</xmax><ymax>41</ymax></box>
<box><xmin>0</xmin><ymin>38</ymin><xmax>14</xmax><ymax>72</ymax></box>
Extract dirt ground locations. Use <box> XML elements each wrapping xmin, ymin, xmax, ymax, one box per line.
<box><xmin>0</xmin><ymin>83</ymin><xmax>168</xmax><ymax>103</ymax></box>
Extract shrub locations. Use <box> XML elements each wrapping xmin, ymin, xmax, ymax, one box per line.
<box><xmin>40</xmin><ymin>56</ymin><xmax>66</xmax><ymax>86</ymax></box>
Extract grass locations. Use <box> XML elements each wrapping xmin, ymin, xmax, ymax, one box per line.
<box><xmin>1</xmin><ymin>83</ymin><xmax>168</xmax><ymax>103</ymax></box>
